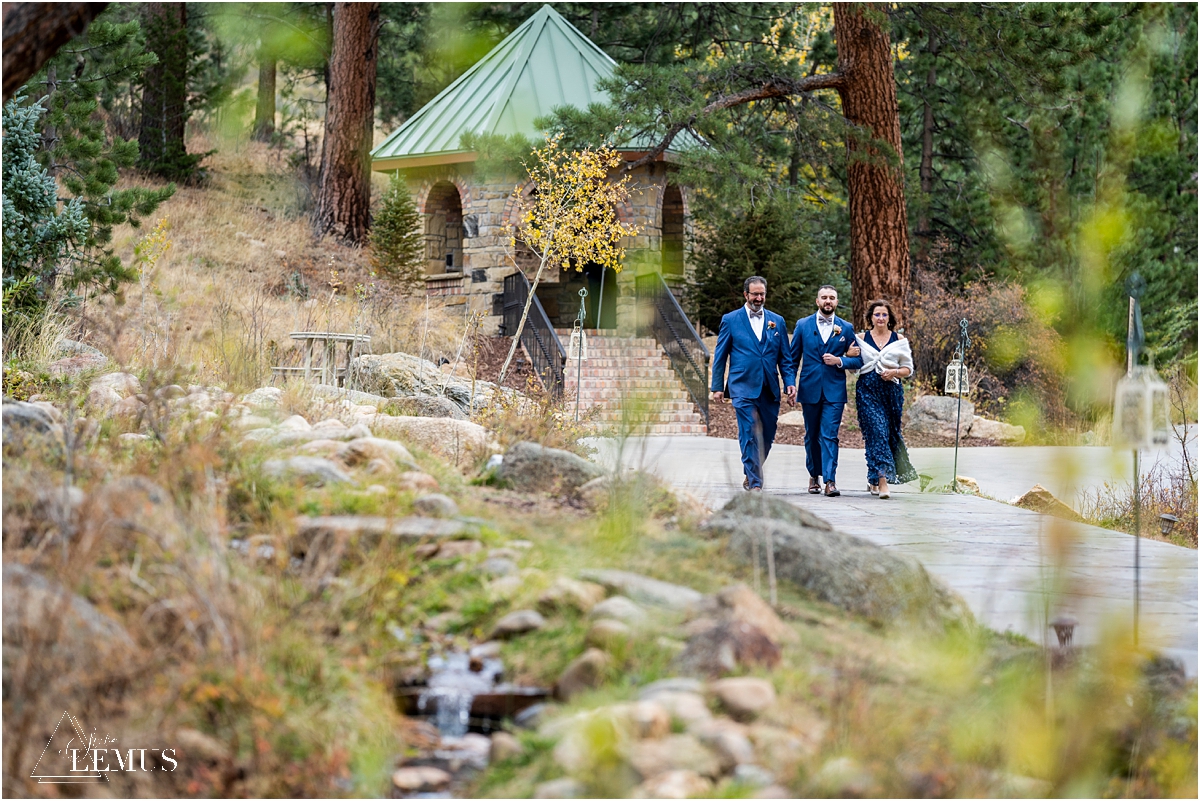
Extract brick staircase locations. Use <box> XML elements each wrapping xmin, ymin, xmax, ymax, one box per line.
<box><xmin>558</xmin><ymin>330</ymin><xmax>707</xmax><ymax>436</ymax></box>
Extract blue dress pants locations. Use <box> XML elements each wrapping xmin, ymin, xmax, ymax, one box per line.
<box><xmin>801</xmin><ymin>399</ymin><xmax>844</xmax><ymax>483</ymax></box>
<box><xmin>732</xmin><ymin>381</ymin><xmax>778</xmax><ymax>489</ymax></box>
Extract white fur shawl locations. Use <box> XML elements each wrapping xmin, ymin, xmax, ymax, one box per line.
<box><xmin>855</xmin><ymin>334</ymin><xmax>913</xmax><ymax>382</ymax></box>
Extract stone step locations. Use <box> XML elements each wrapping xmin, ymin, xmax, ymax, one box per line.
<box><xmin>589</xmin><ymin>423</ymin><xmax>707</xmax><ymax>436</ymax></box>
<box><xmin>556</xmin><ymin>330</ymin><xmax>658</xmax><ymax>346</ymax></box>
<box><xmin>580</xmin><ymin>412</ymin><xmax>700</xmax><ymax>424</ymax></box>
<box><xmin>568</xmin><ymin>393</ymin><xmax>695</xmax><ymax>406</ymax></box>
<box><xmin>566</xmin><ymin>383</ymin><xmax>689</xmax><ymax>393</ymax></box>
<box><xmin>570</xmin><ymin>357</ymin><xmax>670</xmax><ymax>367</ymax></box>
<box><xmin>566</xmin><ymin>369</ymin><xmax>681</xmax><ymax>379</ymax></box>
<box><xmin>554</xmin><ymin>330</ymin><xmax>707</xmax><ymax>435</ymax></box>
<box><xmin>576</xmin><ymin>400</ymin><xmax>700</xmax><ymax>412</ymax></box>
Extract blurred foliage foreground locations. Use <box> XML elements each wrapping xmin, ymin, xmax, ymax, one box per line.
<box><xmin>1</xmin><ymin>359</ymin><xmax>1195</xmax><ymax>799</ymax></box>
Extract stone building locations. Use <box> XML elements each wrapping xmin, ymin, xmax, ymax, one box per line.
<box><xmin>370</xmin><ymin>4</ymin><xmax>697</xmax><ymax>336</ymax></box>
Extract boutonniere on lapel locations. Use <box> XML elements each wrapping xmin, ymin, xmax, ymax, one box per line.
<box><xmin>832</xmin><ymin>325</ymin><xmax>842</xmax><ymax>336</ymax></box>
<box><xmin>767</xmin><ymin>321</ymin><xmax>776</xmax><ymax>330</ymax></box>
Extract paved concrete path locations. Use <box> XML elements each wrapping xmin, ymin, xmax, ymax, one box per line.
<box><xmin>588</xmin><ymin>437</ymin><xmax>1197</xmax><ymax>675</ymax></box>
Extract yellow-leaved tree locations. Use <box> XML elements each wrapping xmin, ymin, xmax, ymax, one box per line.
<box><xmin>498</xmin><ymin>133</ymin><xmax>641</xmax><ymax>384</ymax></box>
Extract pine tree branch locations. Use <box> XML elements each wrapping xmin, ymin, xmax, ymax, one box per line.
<box><xmin>623</xmin><ymin>72</ymin><xmax>846</xmax><ymax>173</ymax></box>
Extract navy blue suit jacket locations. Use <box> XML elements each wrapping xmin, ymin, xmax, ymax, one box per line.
<box><xmin>710</xmin><ymin>308</ymin><xmax>796</xmax><ymax>400</ymax></box>
<box><xmin>791</xmin><ymin>313</ymin><xmax>862</xmax><ymax>404</ymax></box>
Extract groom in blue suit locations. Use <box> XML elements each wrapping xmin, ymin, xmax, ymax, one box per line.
<box><xmin>710</xmin><ymin>276</ymin><xmax>796</xmax><ymax>491</ymax></box>
<box><xmin>791</xmin><ymin>285</ymin><xmax>861</xmax><ymax>496</ymax></box>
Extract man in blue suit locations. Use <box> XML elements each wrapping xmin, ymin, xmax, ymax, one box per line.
<box><xmin>791</xmin><ymin>285</ymin><xmax>861</xmax><ymax>496</ymax></box>
<box><xmin>710</xmin><ymin>276</ymin><xmax>797</xmax><ymax>491</ymax></box>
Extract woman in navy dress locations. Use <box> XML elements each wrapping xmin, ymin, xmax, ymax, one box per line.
<box><xmin>853</xmin><ymin>299</ymin><xmax>918</xmax><ymax>499</ymax></box>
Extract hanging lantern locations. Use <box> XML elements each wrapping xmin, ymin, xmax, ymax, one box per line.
<box><xmin>944</xmin><ymin>358</ymin><xmax>969</xmax><ymax>396</ymax></box>
<box><xmin>568</xmin><ymin>328</ymin><xmax>588</xmax><ymax>361</ymax></box>
<box><xmin>1113</xmin><ymin>365</ymin><xmax>1170</xmax><ymax>449</ymax></box>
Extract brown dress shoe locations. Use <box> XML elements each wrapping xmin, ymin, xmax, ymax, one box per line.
<box><xmin>824</xmin><ymin>482</ymin><xmax>840</xmax><ymax>497</ymax></box>
<box><xmin>808</xmin><ymin>477</ymin><xmax>821</xmax><ymax>494</ymax></box>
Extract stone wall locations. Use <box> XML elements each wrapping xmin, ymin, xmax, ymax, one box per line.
<box><xmin>397</xmin><ymin>161</ymin><xmax>692</xmax><ymax>336</ymax></box>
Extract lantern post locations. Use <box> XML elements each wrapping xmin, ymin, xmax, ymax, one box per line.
<box><xmin>570</xmin><ymin>288</ymin><xmax>588</xmax><ymax>421</ymax></box>
<box><xmin>1112</xmin><ymin>272</ymin><xmax>1169</xmax><ymax>646</ymax></box>
<box><xmin>944</xmin><ymin>319</ymin><xmax>970</xmax><ymax>491</ymax></box>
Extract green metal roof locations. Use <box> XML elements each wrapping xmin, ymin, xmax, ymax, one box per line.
<box><xmin>372</xmin><ymin>4</ymin><xmax>699</xmax><ymax>168</ymax></box>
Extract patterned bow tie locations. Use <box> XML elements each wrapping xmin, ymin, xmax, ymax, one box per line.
<box><xmin>748</xmin><ymin>309</ymin><xmax>763</xmax><ymax>319</ymax></box>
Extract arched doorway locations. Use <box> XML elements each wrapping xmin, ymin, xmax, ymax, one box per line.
<box><xmin>583</xmin><ymin>264</ymin><xmax>618</xmax><ymax>329</ymax></box>
<box><xmin>661</xmin><ymin>184</ymin><xmax>685</xmax><ymax>278</ymax></box>
<box><xmin>425</xmin><ymin>182</ymin><xmax>463</xmax><ymax>273</ymax></box>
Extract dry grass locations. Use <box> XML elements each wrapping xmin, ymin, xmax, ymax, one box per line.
<box><xmin>68</xmin><ymin>136</ymin><xmax>464</xmax><ymax>392</ymax></box>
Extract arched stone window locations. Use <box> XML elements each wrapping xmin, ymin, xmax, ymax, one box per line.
<box><xmin>425</xmin><ymin>181</ymin><xmax>463</xmax><ymax>273</ymax></box>
<box><xmin>661</xmin><ymin>184</ymin><xmax>685</xmax><ymax>277</ymax></box>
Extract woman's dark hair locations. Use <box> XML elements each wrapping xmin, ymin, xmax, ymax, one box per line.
<box><xmin>865</xmin><ymin>299</ymin><xmax>897</xmax><ymax>330</ymax></box>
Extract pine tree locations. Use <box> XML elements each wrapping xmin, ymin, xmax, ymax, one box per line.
<box><xmin>2</xmin><ymin>94</ymin><xmax>90</xmax><ymax>328</ymax></box>
<box><xmin>368</xmin><ymin>172</ymin><xmax>424</xmax><ymax>292</ymax></box>
<box><xmin>34</xmin><ymin>11</ymin><xmax>176</xmax><ymax>302</ymax></box>
<box><xmin>688</xmin><ymin>198</ymin><xmax>848</xmax><ymax>335</ymax></box>
<box><xmin>138</xmin><ymin>2</ymin><xmax>202</xmax><ymax>180</ymax></box>
<box><xmin>312</xmin><ymin>2</ymin><xmax>380</xmax><ymax>244</ymax></box>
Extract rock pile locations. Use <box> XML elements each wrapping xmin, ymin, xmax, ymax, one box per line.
<box><xmin>702</xmin><ymin>494</ymin><xmax>974</xmax><ymax>630</ymax></box>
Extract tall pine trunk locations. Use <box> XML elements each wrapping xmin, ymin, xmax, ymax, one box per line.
<box><xmin>312</xmin><ymin>2</ymin><xmax>379</xmax><ymax>244</ymax></box>
<box><xmin>138</xmin><ymin>2</ymin><xmax>190</xmax><ymax>178</ymax></box>
<box><xmin>833</xmin><ymin>3</ymin><xmax>911</xmax><ymax>327</ymax></box>
<box><xmin>916</xmin><ymin>32</ymin><xmax>940</xmax><ymax>261</ymax></box>
<box><xmin>253</xmin><ymin>49</ymin><xmax>277</xmax><ymax>142</ymax></box>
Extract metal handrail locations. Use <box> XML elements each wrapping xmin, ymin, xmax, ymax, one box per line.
<box><xmin>502</xmin><ymin>271</ymin><xmax>566</xmax><ymax>396</ymax></box>
<box><xmin>636</xmin><ymin>272</ymin><xmax>710</xmax><ymax>425</ymax></box>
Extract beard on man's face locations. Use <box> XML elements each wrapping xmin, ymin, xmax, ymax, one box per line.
<box><xmin>818</xmin><ymin>298</ymin><xmax>837</xmax><ymax>313</ymax></box>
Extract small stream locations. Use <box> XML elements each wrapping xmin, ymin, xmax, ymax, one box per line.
<box><xmin>392</xmin><ymin>647</ymin><xmax>549</xmax><ymax>797</ymax></box>
<box><xmin>417</xmin><ymin>651</ymin><xmax>505</xmax><ymax>738</ymax></box>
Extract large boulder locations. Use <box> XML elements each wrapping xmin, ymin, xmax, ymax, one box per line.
<box><xmin>689</xmin><ymin>583</ymin><xmax>796</xmax><ymax>645</ymax></box>
<box><xmin>967</xmin><ymin>416</ymin><xmax>1027</xmax><ymax>443</ymax></box>
<box><xmin>90</xmin><ymin>372</ymin><xmax>142</xmax><ymax>399</ymax></box>
<box><xmin>55</xmin><ymin>339</ymin><xmax>105</xmax><ymax>358</ymax></box>
<box><xmin>675</xmin><ymin>620</ymin><xmax>781</xmax><ymax>678</ymax></box>
<box><xmin>539</xmin><ymin>577</ymin><xmax>607</xmax><ymax>614</ymax></box>
<box><xmin>709</xmin><ymin>677</ymin><xmax>776</xmax><ymax>721</ymax></box>
<box><xmin>703</xmin><ymin>498</ymin><xmax>973</xmax><ymax>630</ymax></box>
<box><xmin>578</xmin><ymin>569</ymin><xmax>702</xmax><ymax>612</ymax></box>
<box><xmin>342</xmin><ymin>436</ymin><xmax>416</xmax><ymax>467</ymax></box>
<box><xmin>86</xmin><ymin>475</ymin><xmax>185</xmax><ymax>553</ymax></box>
<box><xmin>369</xmin><ymin>415</ymin><xmax>493</xmax><ymax>467</ymax></box>
<box><xmin>498</xmin><ymin>442</ymin><xmax>603</xmax><ymax>494</ymax></box>
<box><xmin>2</xmin><ymin>564</ymin><xmax>136</xmax><ymax>703</ymax></box>
<box><xmin>242</xmin><ymin>386</ymin><xmax>283</xmax><ymax>408</ymax></box>
<box><xmin>47</xmin><ymin>352</ymin><xmax>107</xmax><ymax>377</ymax></box>
<box><xmin>350</xmin><ymin>352</ymin><xmax>515</xmax><ymax>415</ymax></box>
<box><xmin>711</xmin><ymin>492</ymin><xmax>832</xmax><ymax>533</ymax></box>
<box><xmin>383</xmin><ymin>394</ymin><xmax>466</xmax><ymax>420</ymax></box>
<box><xmin>554</xmin><ymin>648</ymin><xmax>611</xmax><ymax>701</ymax></box>
<box><xmin>628</xmin><ymin>734</ymin><xmax>722</xmax><ymax>781</ymax></box>
<box><xmin>905</xmin><ymin>395</ymin><xmax>974</xmax><ymax>439</ymax></box>
<box><xmin>491</xmin><ymin>609</ymin><xmax>546</xmax><ymax>639</ymax></box>
<box><xmin>2</xmin><ymin>401</ymin><xmax>63</xmax><ymax>458</ymax></box>
<box><xmin>1011</xmin><ymin>484</ymin><xmax>1083</xmax><ymax>522</ymax></box>
<box><xmin>263</xmin><ymin>456</ymin><xmax>355</xmax><ymax>486</ymax></box>
<box><xmin>2</xmin><ymin>470</ymin><xmax>84</xmax><ymax>547</ymax></box>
